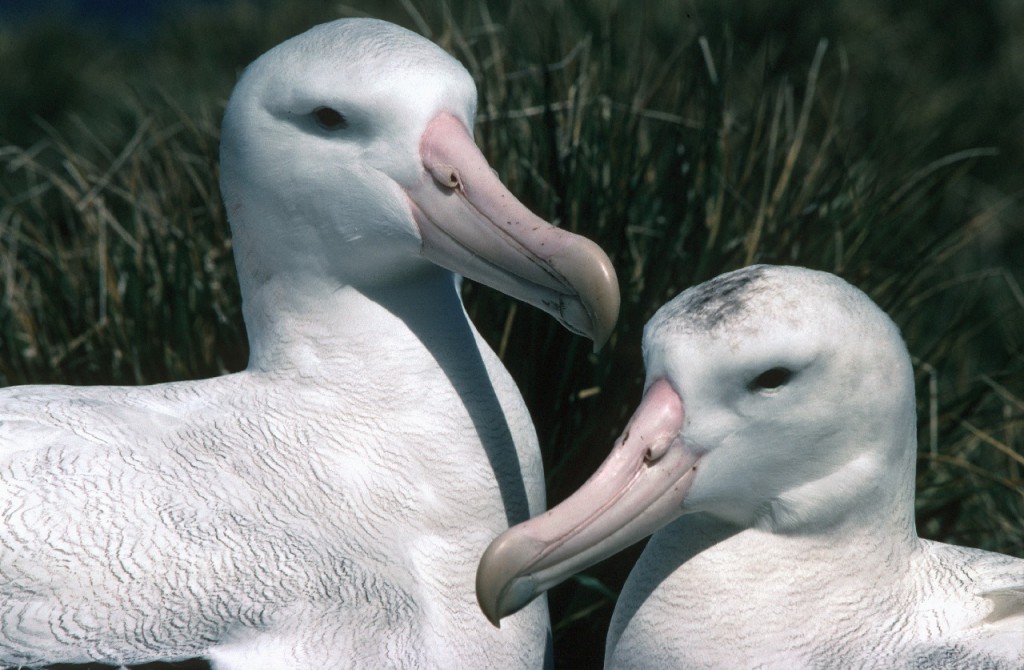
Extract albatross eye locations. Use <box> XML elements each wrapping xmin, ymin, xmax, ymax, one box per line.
<box><xmin>313</xmin><ymin>106</ymin><xmax>348</xmax><ymax>131</ymax></box>
<box><xmin>749</xmin><ymin>367</ymin><xmax>793</xmax><ymax>391</ymax></box>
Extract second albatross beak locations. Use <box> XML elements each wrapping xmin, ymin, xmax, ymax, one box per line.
<box><xmin>476</xmin><ymin>379</ymin><xmax>700</xmax><ymax>625</ymax></box>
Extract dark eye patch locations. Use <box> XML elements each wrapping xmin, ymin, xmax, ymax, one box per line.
<box><xmin>749</xmin><ymin>367</ymin><xmax>793</xmax><ymax>391</ymax></box>
<box><xmin>313</xmin><ymin>106</ymin><xmax>348</xmax><ymax>131</ymax></box>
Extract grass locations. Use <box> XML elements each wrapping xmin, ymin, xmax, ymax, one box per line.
<box><xmin>2</xmin><ymin>1</ymin><xmax>1022</xmax><ymax>668</ymax></box>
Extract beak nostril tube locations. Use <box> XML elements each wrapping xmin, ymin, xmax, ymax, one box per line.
<box><xmin>428</xmin><ymin>163</ymin><xmax>462</xmax><ymax>190</ymax></box>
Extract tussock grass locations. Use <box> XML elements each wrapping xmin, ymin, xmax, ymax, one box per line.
<box><xmin>0</xmin><ymin>101</ymin><xmax>244</xmax><ymax>386</ymax></box>
<box><xmin>1</xmin><ymin>1</ymin><xmax>1022</xmax><ymax>667</ymax></box>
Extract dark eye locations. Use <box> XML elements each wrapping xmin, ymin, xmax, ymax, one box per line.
<box><xmin>749</xmin><ymin>367</ymin><xmax>793</xmax><ymax>391</ymax></box>
<box><xmin>313</xmin><ymin>106</ymin><xmax>348</xmax><ymax>131</ymax></box>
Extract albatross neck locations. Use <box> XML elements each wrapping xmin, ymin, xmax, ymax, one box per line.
<box><xmin>240</xmin><ymin>266</ymin><xmax>474</xmax><ymax>375</ymax></box>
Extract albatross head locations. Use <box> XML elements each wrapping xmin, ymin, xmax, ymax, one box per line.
<box><xmin>219</xmin><ymin>18</ymin><xmax>618</xmax><ymax>348</ymax></box>
<box><xmin>476</xmin><ymin>265</ymin><xmax>919</xmax><ymax>625</ymax></box>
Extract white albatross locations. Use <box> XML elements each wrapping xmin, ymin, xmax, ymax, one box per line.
<box><xmin>0</xmin><ymin>18</ymin><xmax>619</xmax><ymax>669</ymax></box>
<box><xmin>477</xmin><ymin>265</ymin><xmax>1024</xmax><ymax>669</ymax></box>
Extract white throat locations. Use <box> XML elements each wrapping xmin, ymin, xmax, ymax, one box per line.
<box><xmin>239</xmin><ymin>265</ymin><xmax>466</xmax><ymax>374</ymax></box>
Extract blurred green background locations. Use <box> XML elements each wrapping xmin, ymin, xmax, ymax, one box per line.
<box><xmin>2</xmin><ymin>1</ymin><xmax>1022</xmax><ymax>668</ymax></box>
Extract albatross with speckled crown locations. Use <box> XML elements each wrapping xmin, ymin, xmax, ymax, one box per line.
<box><xmin>478</xmin><ymin>265</ymin><xmax>1023</xmax><ymax>669</ymax></box>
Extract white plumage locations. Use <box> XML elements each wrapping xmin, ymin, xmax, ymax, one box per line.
<box><xmin>0</xmin><ymin>18</ymin><xmax>618</xmax><ymax>669</ymax></box>
<box><xmin>477</xmin><ymin>265</ymin><xmax>1023</xmax><ymax>669</ymax></box>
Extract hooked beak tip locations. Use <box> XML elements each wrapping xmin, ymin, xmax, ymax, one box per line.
<box><xmin>476</xmin><ymin>532</ymin><xmax>545</xmax><ymax>626</ymax></box>
<box><xmin>561</xmin><ymin>240</ymin><xmax>619</xmax><ymax>351</ymax></box>
<box><xmin>479</xmin><ymin>595</ymin><xmax>502</xmax><ymax>628</ymax></box>
<box><xmin>477</xmin><ymin>575</ymin><xmax>539</xmax><ymax>628</ymax></box>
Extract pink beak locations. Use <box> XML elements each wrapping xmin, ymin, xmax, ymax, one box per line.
<box><xmin>474</xmin><ymin>378</ymin><xmax>699</xmax><ymax>626</ymax></box>
<box><xmin>405</xmin><ymin>112</ymin><xmax>619</xmax><ymax>350</ymax></box>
